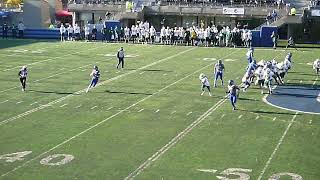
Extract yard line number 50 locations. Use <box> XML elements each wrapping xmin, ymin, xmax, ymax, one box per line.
<box><xmin>198</xmin><ymin>168</ymin><xmax>303</xmax><ymax>180</ymax></box>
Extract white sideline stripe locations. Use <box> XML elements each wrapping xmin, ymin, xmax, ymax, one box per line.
<box><xmin>60</xmin><ymin>104</ymin><xmax>67</xmax><ymax>108</ymax></box>
<box><xmin>91</xmin><ymin>106</ymin><xmax>97</xmax><ymax>110</ymax></box>
<box><xmin>238</xmin><ymin>115</ymin><xmax>243</xmax><ymax>119</ymax></box>
<box><xmin>125</xmin><ymin>98</ymin><xmax>228</xmax><ymax>180</ymax></box>
<box><xmin>0</xmin><ymin>100</ymin><xmax>9</xmax><ymax>104</ymax></box>
<box><xmin>1</xmin><ymin>45</ymin><xmax>99</xmax><ymax>72</ymax></box>
<box><xmin>0</xmin><ymin>47</ymin><xmax>196</xmax><ymax>126</ymax></box>
<box><xmin>138</xmin><ymin>109</ymin><xmax>144</xmax><ymax>112</ymax></box>
<box><xmin>273</xmin><ymin>117</ymin><xmax>277</xmax><ymax>121</ymax></box>
<box><xmin>0</xmin><ymin>48</ymin><xmax>241</xmax><ymax>178</ymax></box>
<box><xmin>155</xmin><ymin>109</ymin><xmax>160</xmax><ymax>113</ymax></box>
<box><xmin>257</xmin><ymin>113</ymin><xmax>298</xmax><ymax>180</ymax></box>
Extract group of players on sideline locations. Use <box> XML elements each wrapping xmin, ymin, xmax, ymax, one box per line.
<box><xmin>18</xmin><ymin>45</ymin><xmax>320</xmax><ymax>110</ymax></box>
<box><xmin>59</xmin><ymin>21</ymin><xmax>255</xmax><ymax>47</ymax></box>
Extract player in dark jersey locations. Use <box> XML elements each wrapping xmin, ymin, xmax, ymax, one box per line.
<box><xmin>226</xmin><ymin>80</ymin><xmax>240</xmax><ymax>110</ymax></box>
<box><xmin>86</xmin><ymin>65</ymin><xmax>100</xmax><ymax>93</ymax></box>
<box><xmin>18</xmin><ymin>66</ymin><xmax>28</xmax><ymax>92</ymax></box>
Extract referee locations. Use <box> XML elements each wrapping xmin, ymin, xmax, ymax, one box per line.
<box><xmin>116</xmin><ymin>47</ymin><xmax>125</xmax><ymax>69</ymax></box>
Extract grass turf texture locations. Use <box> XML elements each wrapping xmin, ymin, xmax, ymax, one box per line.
<box><xmin>0</xmin><ymin>39</ymin><xmax>319</xmax><ymax>180</ymax></box>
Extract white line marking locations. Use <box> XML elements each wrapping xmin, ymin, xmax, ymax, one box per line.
<box><xmin>313</xmin><ymin>77</ymin><xmax>318</xmax><ymax>86</ymax></box>
<box><xmin>309</xmin><ymin>120</ymin><xmax>312</xmax><ymax>124</ymax></box>
<box><xmin>1</xmin><ymin>44</ymin><xmax>99</xmax><ymax>72</ymax></box>
<box><xmin>75</xmin><ymin>105</ymin><xmax>82</xmax><ymax>109</ymax></box>
<box><xmin>139</xmin><ymin>71</ymin><xmax>145</xmax><ymax>75</ymax></box>
<box><xmin>273</xmin><ymin>117</ymin><xmax>277</xmax><ymax>121</ymax></box>
<box><xmin>196</xmin><ymin>169</ymin><xmax>218</xmax><ymax>173</ymax></box>
<box><xmin>16</xmin><ymin>101</ymin><xmax>23</xmax><ymax>104</ymax></box>
<box><xmin>187</xmin><ymin>112</ymin><xmax>192</xmax><ymax>116</ymax></box>
<box><xmin>91</xmin><ymin>106</ymin><xmax>97</xmax><ymax>110</ymax></box>
<box><xmin>0</xmin><ymin>48</ymin><xmax>242</xmax><ymax>177</ymax></box>
<box><xmin>238</xmin><ymin>115</ymin><xmax>243</xmax><ymax>119</ymax></box>
<box><xmin>0</xmin><ymin>100</ymin><xmax>8</xmax><ymax>104</ymax></box>
<box><xmin>0</xmin><ymin>48</ymin><xmax>196</xmax><ymax>126</ymax></box>
<box><xmin>300</xmin><ymin>80</ymin><xmax>303</xmax><ymax>83</ymax></box>
<box><xmin>255</xmin><ymin>116</ymin><xmax>260</xmax><ymax>120</ymax></box>
<box><xmin>107</xmin><ymin>107</ymin><xmax>113</xmax><ymax>110</ymax></box>
<box><xmin>220</xmin><ymin>114</ymin><xmax>225</xmax><ymax>119</ymax></box>
<box><xmin>155</xmin><ymin>109</ymin><xmax>160</xmax><ymax>113</ymax></box>
<box><xmin>171</xmin><ymin>110</ymin><xmax>176</xmax><ymax>114</ymax></box>
<box><xmin>257</xmin><ymin>113</ymin><xmax>298</xmax><ymax>180</ymax></box>
<box><xmin>163</xmin><ymin>73</ymin><xmax>167</xmax><ymax>76</ymax></box>
<box><xmin>138</xmin><ymin>108</ymin><xmax>144</xmax><ymax>112</ymax></box>
<box><xmin>60</xmin><ymin>104</ymin><xmax>67</xmax><ymax>108</ymax></box>
<box><xmin>317</xmin><ymin>92</ymin><xmax>320</xmax><ymax>103</ymax></box>
<box><xmin>125</xmin><ymin>98</ymin><xmax>228</xmax><ymax>180</ymax></box>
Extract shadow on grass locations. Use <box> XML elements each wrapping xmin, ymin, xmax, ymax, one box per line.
<box><xmin>29</xmin><ymin>90</ymin><xmax>75</xmax><ymax>95</ymax></box>
<box><xmin>239</xmin><ymin>109</ymin><xmax>298</xmax><ymax>116</ymax></box>
<box><xmin>104</xmin><ymin>90</ymin><xmax>153</xmax><ymax>96</ymax></box>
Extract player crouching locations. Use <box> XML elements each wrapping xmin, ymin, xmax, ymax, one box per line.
<box><xmin>313</xmin><ymin>59</ymin><xmax>320</xmax><ymax>75</ymax></box>
<box><xmin>226</xmin><ymin>80</ymin><xmax>240</xmax><ymax>110</ymax></box>
<box><xmin>86</xmin><ymin>65</ymin><xmax>100</xmax><ymax>93</ymax></box>
<box><xmin>199</xmin><ymin>73</ymin><xmax>212</xmax><ymax>96</ymax></box>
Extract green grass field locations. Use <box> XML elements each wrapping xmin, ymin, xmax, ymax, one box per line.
<box><xmin>0</xmin><ymin>39</ymin><xmax>319</xmax><ymax>180</ymax></box>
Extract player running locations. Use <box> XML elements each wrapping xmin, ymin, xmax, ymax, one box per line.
<box><xmin>86</xmin><ymin>65</ymin><xmax>100</xmax><ymax>93</ymax></box>
<box><xmin>226</xmin><ymin>80</ymin><xmax>240</xmax><ymax>110</ymax></box>
<box><xmin>214</xmin><ymin>60</ymin><xmax>225</xmax><ymax>87</ymax></box>
<box><xmin>18</xmin><ymin>66</ymin><xmax>28</xmax><ymax>92</ymax></box>
<box><xmin>313</xmin><ymin>59</ymin><xmax>320</xmax><ymax>75</ymax></box>
<box><xmin>246</xmin><ymin>47</ymin><xmax>254</xmax><ymax>64</ymax></box>
<box><xmin>199</xmin><ymin>73</ymin><xmax>212</xmax><ymax>96</ymax></box>
<box><xmin>116</xmin><ymin>47</ymin><xmax>125</xmax><ymax>70</ymax></box>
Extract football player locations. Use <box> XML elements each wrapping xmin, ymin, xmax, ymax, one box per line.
<box><xmin>313</xmin><ymin>59</ymin><xmax>320</xmax><ymax>75</ymax></box>
<box><xmin>86</xmin><ymin>65</ymin><xmax>100</xmax><ymax>93</ymax></box>
<box><xmin>226</xmin><ymin>80</ymin><xmax>240</xmax><ymax>110</ymax></box>
<box><xmin>214</xmin><ymin>60</ymin><xmax>225</xmax><ymax>87</ymax></box>
<box><xmin>18</xmin><ymin>66</ymin><xmax>28</xmax><ymax>92</ymax></box>
<box><xmin>199</xmin><ymin>73</ymin><xmax>212</xmax><ymax>96</ymax></box>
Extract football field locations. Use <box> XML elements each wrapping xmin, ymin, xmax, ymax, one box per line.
<box><xmin>0</xmin><ymin>39</ymin><xmax>319</xmax><ymax>180</ymax></box>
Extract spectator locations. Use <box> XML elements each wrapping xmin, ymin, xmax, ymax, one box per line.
<box><xmin>290</xmin><ymin>7</ymin><xmax>296</xmax><ymax>16</ymax></box>
<box><xmin>11</xmin><ymin>24</ymin><xmax>17</xmax><ymax>38</ymax></box>
<box><xmin>67</xmin><ymin>25</ymin><xmax>74</xmax><ymax>41</ymax></box>
<box><xmin>60</xmin><ymin>24</ymin><xmax>66</xmax><ymax>41</ymax></box>
<box><xmin>272</xmin><ymin>10</ymin><xmax>278</xmax><ymax>21</ymax></box>
<box><xmin>74</xmin><ymin>24</ymin><xmax>81</xmax><ymax>40</ymax></box>
<box><xmin>2</xmin><ymin>23</ymin><xmax>8</xmax><ymax>39</ymax></box>
<box><xmin>18</xmin><ymin>21</ymin><xmax>25</xmax><ymax>38</ymax></box>
<box><xmin>92</xmin><ymin>25</ymin><xmax>98</xmax><ymax>41</ymax></box>
<box><xmin>271</xmin><ymin>31</ymin><xmax>279</xmax><ymax>49</ymax></box>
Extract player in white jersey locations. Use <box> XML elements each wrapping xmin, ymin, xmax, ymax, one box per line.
<box><xmin>160</xmin><ymin>26</ymin><xmax>166</xmax><ymax>44</ymax></box>
<box><xmin>255</xmin><ymin>66</ymin><xmax>265</xmax><ymax>94</ymax></box>
<box><xmin>226</xmin><ymin>80</ymin><xmax>240</xmax><ymax>110</ymax></box>
<box><xmin>199</xmin><ymin>73</ymin><xmax>212</xmax><ymax>96</ymax></box>
<box><xmin>131</xmin><ymin>25</ymin><xmax>137</xmax><ymax>43</ymax></box>
<box><xmin>124</xmin><ymin>26</ymin><xmax>130</xmax><ymax>43</ymax></box>
<box><xmin>60</xmin><ymin>24</ymin><xmax>66</xmax><ymax>41</ymax></box>
<box><xmin>18</xmin><ymin>66</ymin><xmax>28</xmax><ymax>91</ymax></box>
<box><xmin>67</xmin><ymin>25</ymin><xmax>74</xmax><ymax>41</ymax></box>
<box><xmin>165</xmin><ymin>27</ymin><xmax>170</xmax><ymax>45</ymax></box>
<box><xmin>264</xmin><ymin>68</ymin><xmax>274</xmax><ymax>94</ymax></box>
<box><xmin>150</xmin><ymin>26</ymin><xmax>156</xmax><ymax>44</ymax></box>
<box><xmin>241</xmin><ymin>72</ymin><xmax>251</xmax><ymax>92</ymax></box>
<box><xmin>313</xmin><ymin>59</ymin><xmax>320</xmax><ymax>75</ymax></box>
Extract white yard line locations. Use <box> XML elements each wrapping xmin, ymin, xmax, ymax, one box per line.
<box><xmin>257</xmin><ymin>112</ymin><xmax>298</xmax><ymax>180</ymax></box>
<box><xmin>0</xmin><ymin>47</ymin><xmax>196</xmax><ymax>126</ymax></box>
<box><xmin>125</xmin><ymin>98</ymin><xmax>228</xmax><ymax>180</ymax></box>
<box><xmin>0</xmin><ymin>48</ymin><xmax>241</xmax><ymax>178</ymax></box>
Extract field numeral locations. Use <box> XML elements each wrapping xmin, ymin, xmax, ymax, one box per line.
<box><xmin>0</xmin><ymin>151</ymin><xmax>32</xmax><ymax>162</ymax></box>
<box><xmin>0</xmin><ymin>151</ymin><xmax>74</xmax><ymax>166</ymax></box>
<box><xmin>268</xmin><ymin>172</ymin><xmax>303</xmax><ymax>180</ymax></box>
<box><xmin>216</xmin><ymin>168</ymin><xmax>252</xmax><ymax>180</ymax></box>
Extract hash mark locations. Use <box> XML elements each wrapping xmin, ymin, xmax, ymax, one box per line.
<box><xmin>60</xmin><ymin>104</ymin><xmax>68</xmax><ymax>107</ymax></box>
<box><xmin>255</xmin><ymin>116</ymin><xmax>260</xmax><ymax>120</ymax></box>
<box><xmin>273</xmin><ymin>117</ymin><xmax>277</xmax><ymax>121</ymax></box>
<box><xmin>16</xmin><ymin>101</ymin><xmax>23</xmax><ymax>104</ymax></box>
<box><xmin>91</xmin><ymin>106</ymin><xmax>97</xmax><ymax>110</ymax></box>
<box><xmin>238</xmin><ymin>115</ymin><xmax>243</xmax><ymax>119</ymax></box>
<box><xmin>138</xmin><ymin>108</ymin><xmax>144</xmax><ymax>112</ymax></box>
<box><xmin>187</xmin><ymin>112</ymin><xmax>192</xmax><ymax>116</ymax></box>
<box><xmin>155</xmin><ymin>109</ymin><xmax>160</xmax><ymax>113</ymax></box>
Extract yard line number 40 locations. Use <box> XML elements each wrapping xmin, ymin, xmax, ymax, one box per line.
<box><xmin>0</xmin><ymin>151</ymin><xmax>73</xmax><ymax>166</ymax></box>
<box><xmin>197</xmin><ymin>168</ymin><xmax>303</xmax><ymax>180</ymax></box>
